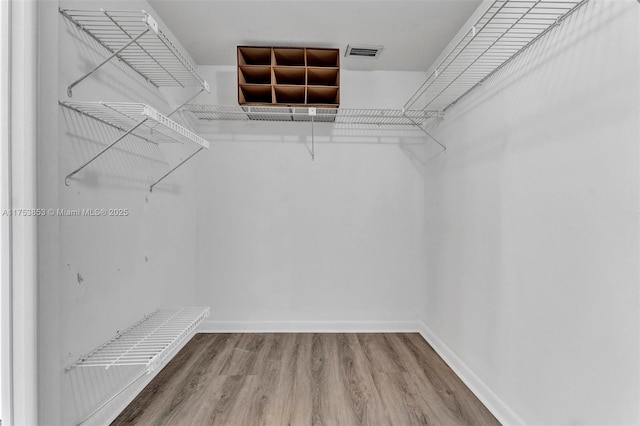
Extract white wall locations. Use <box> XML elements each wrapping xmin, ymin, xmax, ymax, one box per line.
<box><xmin>194</xmin><ymin>67</ymin><xmax>429</xmax><ymax>330</ymax></box>
<box><xmin>37</xmin><ymin>1</ymin><xmax>202</xmax><ymax>424</ymax></box>
<box><xmin>422</xmin><ymin>1</ymin><xmax>639</xmax><ymax>424</ymax></box>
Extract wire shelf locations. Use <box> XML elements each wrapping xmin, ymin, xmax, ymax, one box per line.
<box><xmin>60</xmin><ymin>8</ymin><xmax>209</xmax><ymax>95</ymax></box>
<box><xmin>182</xmin><ymin>105</ymin><xmax>434</xmax><ymax>126</ymax></box>
<box><xmin>67</xmin><ymin>307</ymin><xmax>209</xmax><ymax>373</ymax></box>
<box><xmin>61</xmin><ymin>101</ymin><xmax>209</xmax><ymax>149</ymax></box>
<box><xmin>403</xmin><ymin>0</ymin><xmax>587</xmax><ymax>112</ymax></box>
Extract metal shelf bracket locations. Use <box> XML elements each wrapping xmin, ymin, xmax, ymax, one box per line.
<box><xmin>403</xmin><ymin>112</ymin><xmax>446</xmax><ymax>152</ymax></box>
<box><xmin>150</xmin><ymin>146</ymin><xmax>205</xmax><ymax>192</ymax></box>
<box><xmin>64</xmin><ymin>116</ymin><xmax>149</xmax><ymax>186</ymax></box>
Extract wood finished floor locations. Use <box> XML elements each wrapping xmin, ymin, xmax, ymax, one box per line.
<box><xmin>113</xmin><ymin>333</ymin><xmax>500</xmax><ymax>426</ymax></box>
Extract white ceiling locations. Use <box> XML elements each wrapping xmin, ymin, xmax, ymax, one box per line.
<box><xmin>149</xmin><ymin>0</ymin><xmax>482</xmax><ymax>71</ymax></box>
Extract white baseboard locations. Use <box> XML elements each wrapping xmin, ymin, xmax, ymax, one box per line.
<box><xmin>198</xmin><ymin>320</ymin><xmax>422</xmax><ymax>333</ymax></box>
<box><xmin>88</xmin><ymin>321</ymin><xmax>522</xmax><ymax>426</ymax></box>
<box><xmin>417</xmin><ymin>322</ymin><xmax>525</xmax><ymax>426</ymax></box>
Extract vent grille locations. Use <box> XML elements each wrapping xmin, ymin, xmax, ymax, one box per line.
<box><xmin>345</xmin><ymin>45</ymin><xmax>383</xmax><ymax>59</ymax></box>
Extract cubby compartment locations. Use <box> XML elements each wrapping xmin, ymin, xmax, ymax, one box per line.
<box><xmin>274</xmin><ymin>67</ymin><xmax>306</xmax><ymax>85</ymax></box>
<box><xmin>237</xmin><ymin>46</ymin><xmax>339</xmax><ymax>107</ymax></box>
<box><xmin>307</xmin><ymin>68</ymin><xmax>339</xmax><ymax>86</ymax></box>
<box><xmin>307</xmin><ymin>86</ymin><xmax>340</xmax><ymax>106</ymax></box>
<box><xmin>239</xmin><ymin>66</ymin><xmax>272</xmax><ymax>84</ymax></box>
<box><xmin>274</xmin><ymin>86</ymin><xmax>306</xmax><ymax>104</ymax></box>
<box><xmin>237</xmin><ymin>46</ymin><xmax>272</xmax><ymax>65</ymax></box>
<box><xmin>306</xmin><ymin>48</ymin><xmax>340</xmax><ymax>67</ymax></box>
<box><xmin>273</xmin><ymin>48</ymin><xmax>305</xmax><ymax>66</ymax></box>
<box><xmin>239</xmin><ymin>84</ymin><xmax>273</xmax><ymax>104</ymax></box>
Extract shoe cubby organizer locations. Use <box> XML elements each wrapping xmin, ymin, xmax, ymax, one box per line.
<box><xmin>238</xmin><ymin>46</ymin><xmax>340</xmax><ymax>107</ymax></box>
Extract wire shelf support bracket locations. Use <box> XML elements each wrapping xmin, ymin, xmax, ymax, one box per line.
<box><xmin>59</xmin><ymin>8</ymin><xmax>210</xmax><ymax>97</ymax></box>
<box><xmin>403</xmin><ymin>0</ymin><xmax>589</xmax><ymax>113</ymax></box>
<box><xmin>402</xmin><ymin>109</ymin><xmax>446</xmax><ymax>152</ymax></box>
<box><xmin>60</xmin><ymin>101</ymin><xmax>209</xmax><ymax>187</ymax></box>
<box><xmin>150</xmin><ymin>146</ymin><xmax>205</xmax><ymax>192</ymax></box>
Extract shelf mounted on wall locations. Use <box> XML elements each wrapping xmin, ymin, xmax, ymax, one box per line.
<box><xmin>59</xmin><ymin>8</ymin><xmax>210</xmax><ymax>100</ymax></box>
<box><xmin>181</xmin><ymin>104</ymin><xmax>444</xmax><ymax>156</ymax></box>
<box><xmin>403</xmin><ymin>0</ymin><xmax>588</xmax><ymax>114</ymax></box>
<box><xmin>182</xmin><ymin>104</ymin><xmax>433</xmax><ymax>125</ymax></box>
<box><xmin>60</xmin><ymin>101</ymin><xmax>209</xmax><ymax>191</ymax></box>
<box><xmin>67</xmin><ymin>307</ymin><xmax>209</xmax><ymax>425</ymax></box>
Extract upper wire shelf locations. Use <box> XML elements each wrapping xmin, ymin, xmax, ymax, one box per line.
<box><xmin>403</xmin><ymin>0</ymin><xmax>587</xmax><ymax>113</ymax></box>
<box><xmin>67</xmin><ymin>307</ymin><xmax>209</xmax><ymax>373</ymax></box>
<box><xmin>181</xmin><ymin>105</ymin><xmax>434</xmax><ymax>126</ymax></box>
<box><xmin>59</xmin><ymin>8</ymin><xmax>210</xmax><ymax>96</ymax></box>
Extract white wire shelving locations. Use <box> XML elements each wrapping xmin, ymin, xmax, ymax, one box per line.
<box><xmin>67</xmin><ymin>307</ymin><xmax>209</xmax><ymax>373</ymax></box>
<box><xmin>60</xmin><ymin>101</ymin><xmax>209</xmax><ymax>190</ymax></box>
<box><xmin>67</xmin><ymin>307</ymin><xmax>209</xmax><ymax>425</ymax></box>
<box><xmin>403</xmin><ymin>0</ymin><xmax>588</xmax><ymax>113</ymax></box>
<box><xmin>181</xmin><ymin>104</ymin><xmax>445</xmax><ymax>155</ymax></box>
<box><xmin>59</xmin><ymin>8</ymin><xmax>209</xmax><ymax>97</ymax></box>
<box><xmin>182</xmin><ymin>104</ymin><xmax>434</xmax><ymax>125</ymax></box>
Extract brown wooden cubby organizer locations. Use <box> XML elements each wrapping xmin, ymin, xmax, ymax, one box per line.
<box><xmin>238</xmin><ymin>46</ymin><xmax>340</xmax><ymax>107</ymax></box>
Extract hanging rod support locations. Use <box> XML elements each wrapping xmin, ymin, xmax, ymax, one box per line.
<box><xmin>66</xmin><ymin>28</ymin><xmax>150</xmax><ymax>97</ymax></box>
<box><xmin>150</xmin><ymin>146</ymin><xmax>205</xmax><ymax>192</ymax></box>
<box><xmin>65</xmin><ymin>118</ymin><xmax>148</xmax><ymax>186</ymax></box>
<box><xmin>403</xmin><ymin>112</ymin><xmax>446</xmax><ymax>152</ymax></box>
<box><xmin>311</xmin><ymin>115</ymin><xmax>315</xmax><ymax>160</ymax></box>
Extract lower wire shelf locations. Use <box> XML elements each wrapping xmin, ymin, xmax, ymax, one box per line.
<box><xmin>67</xmin><ymin>307</ymin><xmax>209</xmax><ymax>425</ymax></box>
<box><xmin>67</xmin><ymin>307</ymin><xmax>210</xmax><ymax>374</ymax></box>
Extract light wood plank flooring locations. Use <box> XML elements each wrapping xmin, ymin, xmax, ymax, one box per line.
<box><xmin>113</xmin><ymin>333</ymin><xmax>499</xmax><ymax>425</ymax></box>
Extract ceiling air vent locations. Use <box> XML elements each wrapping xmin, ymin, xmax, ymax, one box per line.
<box><xmin>345</xmin><ymin>45</ymin><xmax>383</xmax><ymax>59</ymax></box>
